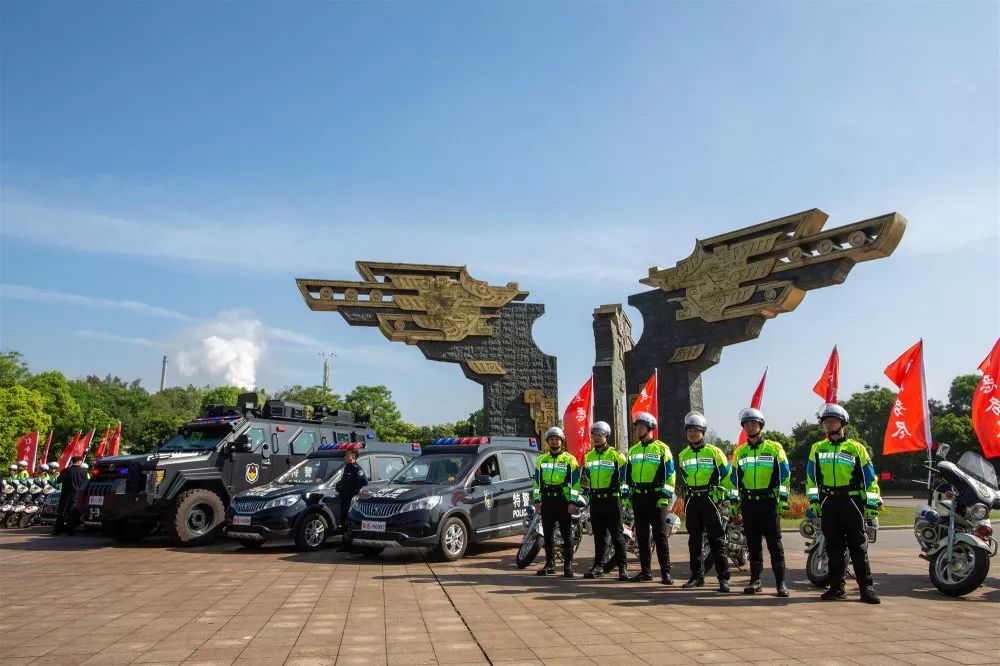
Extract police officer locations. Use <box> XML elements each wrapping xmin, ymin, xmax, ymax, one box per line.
<box><xmin>335</xmin><ymin>448</ymin><xmax>369</xmax><ymax>551</ymax></box>
<box><xmin>678</xmin><ymin>412</ymin><xmax>735</xmax><ymax>592</ymax></box>
<box><xmin>731</xmin><ymin>408</ymin><xmax>790</xmax><ymax>597</ymax></box>
<box><xmin>36</xmin><ymin>463</ymin><xmax>50</xmax><ymax>483</ymax></box>
<box><xmin>622</xmin><ymin>412</ymin><xmax>675</xmax><ymax>584</ymax></box>
<box><xmin>53</xmin><ymin>456</ymin><xmax>88</xmax><ymax>536</ymax></box>
<box><xmin>532</xmin><ymin>426</ymin><xmax>583</xmax><ymax>577</ymax></box>
<box><xmin>15</xmin><ymin>460</ymin><xmax>30</xmax><ymax>480</ymax></box>
<box><xmin>6</xmin><ymin>463</ymin><xmax>17</xmax><ymax>481</ymax></box>
<box><xmin>806</xmin><ymin>404</ymin><xmax>882</xmax><ymax>604</ymax></box>
<box><xmin>582</xmin><ymin>421</ymin><xmax>629</xmax><ymax>581</ymax></box>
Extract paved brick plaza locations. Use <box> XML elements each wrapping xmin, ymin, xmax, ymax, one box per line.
<box><xmin>0</xmin><ymin>527</ymin><xmax>997</xmax><ymax>666</ymax></box>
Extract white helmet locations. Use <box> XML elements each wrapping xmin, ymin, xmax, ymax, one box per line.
<box><xmin>739</xmin><ymin>408</ymin><xmax>765</xmax><ymax>427</ymax></box>
<box><xmin>39</xmin><ymin>463</ymin><xmax>50</xmax><ymax>472</ymax></box>
<box><xmin>8</xmin><ymin>464</ymin><xmax>17</xmax><ymax>471</ymax></box>
<box><xmin>590</xmin><ymin>421</ymin><xmax>612</xmax><ymax>437</ymax></box>
<box><xmin>633</xmin><ymin>412</ymin><xmax>657</xmax><ymax>430</ymax></box>
<box><xmin>684</xmin><ymin>412</ymin><xmax>708</xmax><ymax>432</ymax></box>
<box><xmin>80</xmin><ymin>463</ymin><xmax>89</xmax><ymax>469</ymax></box>
<box><xmin>819</xmin><ymin>403</ymin><xmax>850</xmax><ymax>425</ymax></box>
<box><xmin>18</xmin><ymin>460</ymin><xmax>28</xmax><ymax>468</ymax></box>
<box><xmin>544</xmin><ymin>426</ymin><xmax>566</xmax><ymax>442</ymax></box>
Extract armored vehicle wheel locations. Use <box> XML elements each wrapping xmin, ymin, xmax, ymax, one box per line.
<box><xmin>436</xmin><ymin>516</ymin><xmax>469</xmax><ymax>561</ymax></box>
<box><xmin>168</xmin><ymin>489</ymin><xmax>226</xmax><ymax>546</ymax></box>
<box><xmin>294</xmin><ymin>513</ymin><xmax>330</xmax><ymax>552</ymax></box>
<box><xmin>105</xmin><ymin>520</ymin><xmax>153</xmax><ymax>543</ymax></box>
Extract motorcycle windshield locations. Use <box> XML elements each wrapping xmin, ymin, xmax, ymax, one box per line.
<box><xmin>956</xmin><ymin>451</ymin><xmax>998</xmax><ymax>490</ymax></box>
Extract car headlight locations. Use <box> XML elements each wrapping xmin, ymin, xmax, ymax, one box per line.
<box><xmin>399</xmin><ymin>496</ymin><xmax>442</xmax><ymax>513</ymax></box>
<box><xmin>967</xmin><ymin>503</ymin><xmax>989</xmax><ymax>521</ymax></box>
<box><xmin>262</xmin><ymin>495</ymin><xmax>301</xmax><ymax>510</ymax></box>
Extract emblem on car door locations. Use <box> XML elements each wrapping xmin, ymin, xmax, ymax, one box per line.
<box><xmin>245</xmin><ymin>463</ymin><xmax>259</xmax><ymax>484</ymax></box>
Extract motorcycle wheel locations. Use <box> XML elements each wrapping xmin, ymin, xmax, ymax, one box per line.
<box><xmin>19</xmin><ymin>513</ymin><xmax>36</xmax><ymax>528</ymax></box>
<box><xmin>4</xmin><ymin>513</ymin><xmax>20</xmax><ymax>528</ymax></box>
<box><xmin>806</xmin><ymin>546</ymin><xmax>833</xmax><ymax>588</ymax></box>
<box><xmin>929</xmin><ymin>542</ymin><xmax>991</xmax><ymax>597</ymax></box>
<box><xmin>515</xmin><ymin>533</ymin><xmax>543</xmax><ymax>569</ymax></box>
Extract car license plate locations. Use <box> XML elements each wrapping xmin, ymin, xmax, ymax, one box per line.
<box><xmin>233</xmin><ymin>515</ymin><xmax>251</xmax><ymax>526</ymax></box>
<box><xmin>88</xmin><ymin>495</ymin><xmax>104</xmax><ymax>506</ymax></box>
<box><xmin>362</xmin><ymin>520</ymin><xmax>386</xmax><ymax>533</ymax></box>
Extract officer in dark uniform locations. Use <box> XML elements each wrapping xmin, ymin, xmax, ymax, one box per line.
<box><xmin>53</xmin><ymin>456</ymin><xmax>88</xmax><ymax>536</ymax></box>
<box><xmin>335</xmin><ymin>448</ymin><xmax>368</xmax><ymax>551</ymax></box>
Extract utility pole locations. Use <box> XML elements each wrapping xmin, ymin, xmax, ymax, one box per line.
<box><xmin>319</xmin><ymin>353</ymin><xmax>336</xmax><ymax>390</ymax></box>
<box><xmin>160</xmin><ymin>355</ymin><xmax>168</xmax><ymax>392</ymax></box>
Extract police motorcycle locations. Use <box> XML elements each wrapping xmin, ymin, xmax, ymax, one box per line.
<box><xmin>799</xmin><ymin>508</ymin><xmax>879</xmax><ymax>587</ymax></box>
<box><xmin>515</xmin><ymin>502</ymin><xmax>591</xmax><ymax>569</ymax></box>
<box><xmin>913</xmin><ymin>443</ymin><xmax>999</xmax><ymax>597</ymax></box>
<box><xmin>19</xmin><ymin>481</ymin><xmax>56</xmax><ymax>528</ymax></box>
<box><xmin>702</xmin><ymin>499</ymin><xmax>748</xmax><ymax>570</ymax></box>
<box><xmin>0</xmin><ymin>481</ymin><xmax>16</xmax><ymax>525</ymax></box>
<box><xmin>4</xmin><ymin>481</ymin><xmax>33</xmax><ymax>528</ymax></box>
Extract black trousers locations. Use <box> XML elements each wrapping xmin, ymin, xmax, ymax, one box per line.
<box><xmin>541</xmin><ymin>496</ymin><xmax>573</xmax><ymax>566</ymax></box>
<box><xmin>339</xmin><ymin>491</ymin><xmax>359</xmax><ymax>533</ymax></box>
<box><xmin>53</xmin><ymin>497</ymin><xmax>79</xmax><ymax>535</ymax></box>
<box><xmin>821</xmin><ymin>496</ymin><xmax>873</xmax><ymax>589</ymax></box>
<box><xmin>590</xmin><ymin>497</ymin><xmax>627</xmax><ymax>569</ymax></box>
<box><xmin>742</xmin><ymin>497</ymin><xmax>785</xmax><ymax>580</ymax></box>
<box><xmin>633</xmin><ymin>493</ymin><xmax>670</xmax><ymax>574</ymax></box>
<box><xmin>686</xmin><ymin>495</ymin><xmax>730</xmax><ymax>580</ymax></box>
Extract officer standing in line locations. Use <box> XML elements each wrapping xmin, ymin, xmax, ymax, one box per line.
<box><xmin>335</xmin><ymin>448</ymin><xmax>369</xmax><ymax>552</ymax></box>
<box><xmin>582</xmin><ymin>421</ymin><xmax>629</xmax><ymax>581</ymax></box>
<box><xmin>731</xmin><ymin>408</ymin><xmax>790</xmax><ymax>597</ymax></box>
<box><xmin>678</xmin><ymin>412</ymin><xmax>735</xmax><ymax>592</ymax></box>
<box><xmin>15</xmin><ymin>460</ymin><xmax>30</xmax><ymax>479</ymax></box>
<box><xmin>622</xmin><ymin>412</ymin><xmax>675</xmax><ymax>585</ymax></box>
<box><xmin>532</xmin><ymin>426</ymin><xmax>583</xmax><ymax>578</ymax></box>
<box><xmin>806</xmin><ymin>404</ymin><xmax>882</xmax><ymax>604</ymax></box>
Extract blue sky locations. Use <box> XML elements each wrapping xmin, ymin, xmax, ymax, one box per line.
<box><xmin>1</xmin><ymin>1</ymin><xmax>998</xmax><ymax>437</ymax></box>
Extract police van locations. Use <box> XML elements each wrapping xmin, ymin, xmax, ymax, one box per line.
<box><xmin>345</xmin><ymin>436</ymin><xmax>540</xmax><ymax>560</ymax></box>
<box><xmin>224</xmin><ymin>441</ymin><xmax>421</xmax><ymax>551</ymax></box>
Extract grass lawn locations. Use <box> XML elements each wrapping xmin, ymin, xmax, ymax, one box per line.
<box><xmin>779</xmin><ymin>504</ymin><xmax>914</xmax><ymax>530</ymax></box>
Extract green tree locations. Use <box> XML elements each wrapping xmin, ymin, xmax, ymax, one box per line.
<box><xmin>200</xmin><ymin>386</ymin><xmax>242</xmax><ymax>411</ymax></box>
<box><xmin>947</xmin><ymin>374</ymin><xmax>981</xmax><ymax>417</ymax></box>
<box><xmin>467</xmin><ymin>409</ymin><xmax>484</xmax><ymax>435</ymax></box>
<box><xmin>68</xmin><ymin>375</ymin><xmax>151</xmax><ymax>453</ymax></box>
<box><xmin>26</xmin><ymin>371</ymin><xmax>84</xmax><ymax>449</ymax></box>
<box><xmin>761</xmin><ymin>429</ymin><xmax>797</xmax><ymax>455</ymax></box>
<box><xmin>151</xmin><ymin>386</ymin><xmax>204</xmax><ymax>420</ymax></box>
<box><xmin>0</xmin><ymin>385</ymin><xmax>52</xmax><ymax>466</ymax></box>
<box><xmin>274</xmin><ymin>385</ymin><xmax>343</xmax><ymax>417</ymax></box>
<box><xmin>0</xmin><ymin>351</ymin><xmax>31</xmax><ymax>388</ymax></box>
<box><xmin>345</xmin><ymin>385</ymin><xmax>403</xmax><ymax>441</ymax></box>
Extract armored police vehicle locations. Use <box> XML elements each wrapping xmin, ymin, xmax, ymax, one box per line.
<box><xmin>80</xmin><ymin>394</ymin><xmax>378</xmax><ymax>546</ymax></box>
<box><xmin>224</xmin><ymin>441</ymin><xmax>421</xmax><ymax>551</ymax></box>
<box><xmin>346</xmin><ymin>436</ymin><xmax>540</xmax><ymax>560</ymax></box>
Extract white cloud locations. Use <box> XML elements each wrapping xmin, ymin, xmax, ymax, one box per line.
<box><xmin>72</xmin><ymin>329</ymin><xmax>159</xmax><ymax>348</ymax></box>
<box><xmin>1</xmin><ymin>284</ymin><xmax>193</xmax><ymax>321</ymax></box>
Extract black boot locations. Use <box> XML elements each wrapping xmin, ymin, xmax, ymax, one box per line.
<box><xmin>776</xmin><ymin>580</ymin><xmax>790</xmax><ymax>597</ymax></box>
<box><xmin>821</xmin><ymin>585</ymin><xmax>847</xmax><ymax>601</ymax></box>
<box><xmin>629</xmin><ymin>570</ymin><xmax>653</xmax><ymax>582</ymax></box>
<box><xmin>583</xmin><ymin>564</ymin><xmax>603</xmax><ymax>579</ymax></box>
<box><xmin>537</xmin><ymin>561</ymin><xmax>556</xmax><ymax>576</ymax></box>
<box><xmin>774</xmin><ymin>564</ymin><xmax>789</xmax><ymax>597</ymax></box>
<box><xmin>618</xmin><ymin>564</ymin><xmax>629</xmax><ymax>582</ymax></box>
<box><xmin>859</xmin><ymin>586</ymin><xmax>881</xmax><ymax>604</ymax></box>
<box><xmin>564</xmin><ymin>562</ymin><xmax>575</xmax><ymax>578</ymax></box>
<box><xmin>661</xmin><ymin>572</ymin><xmax>674</xmax><ymax>585</ymax></box>
<box><xmin>682</xmin><ymin>577</ymin><xmax>705</xmax><ymax>588</ymax></box>
<box><xmin>719</xmin><ymin>578</ymin><xmax>731</xmax><ymax>593</ymax></box>
<box><xmin>602</xmin><ymin>559</ymin><xmax>616</xmax><ymax>574</ymax></box>
<box><xmin>744</xmin><ymin>563</ymin><xmax>763</xmax><ymax>595</ymax></box>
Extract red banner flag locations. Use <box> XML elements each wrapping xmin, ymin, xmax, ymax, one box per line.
<box><xmin>882</xmin><ymin>340</ymin><xmax>931</xmax><ymax>455</ymax></box>
<box><xmin>972</xmin><ymin>338</ymin><xmax>1000</xmax><ymax>458</ymax></box>
<box><xmin>15</xmin><ymin>432</ymin><xmax>40</xmax><ymax>473</ymax></box>
<box><xmin>94</xmin><ymin>427</ymin><xmax>111</xmax><ymax>460</ymax></box>
<box><xmin>78</xmin><ymin>429</ymin><xmax>96</xmax><ymax>458</ymax></box>
<box><xmin>631</xmin><ymin>371</ymin><xmax>658</xmax><ymax>439</ymax></box>
<box><xmin>107</xmin><ymin>422</ymin><xmax>122</xmax><ymax>457</ymax></box>
<box><xmin>56</xmin><ymin>432</ymin><xmax>81</xmax><ymax>472</ymax></box>
<box><xmin>737</xmin><ymin>368</ymin><xmax>768</xmax><ymax>446</ymax></box>
<box><xmin>563</xmin><ymin>377</ymin><xmax>594</xmax><ymax>464</ymax></box>
<box><xmin>812</xmin><ymin>346</ymin><xmax>840</xmax><ymax>404</ymax></box>
<box><xmin>40</xmin><ymin>431</ymin><xmax>53</xmax><ymax>466</ymax></box>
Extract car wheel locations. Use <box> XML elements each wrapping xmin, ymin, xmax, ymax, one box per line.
<box><xmin>437</xmin><ymin>517</ymin><xmax>469</xmax><ymax>561</ymax></box>
<box><xmin>294</xmin><ymin>513</ymin><xmax>330</xmax><ymax>552</ymax></box>
<box><xmin>167</xmin><ymin>489</ymin><xmax>226</xmax><ymax>546</ymax></box>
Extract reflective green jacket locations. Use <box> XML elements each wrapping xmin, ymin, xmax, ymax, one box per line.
<box><xmin>623</xmin><ymin>440</ymin><xmax>675</xmax><ymax>499</ymax></box>
<box><xmin>583</xmin><ymin>447</ymin><xmax>627</xmax><ymax>495</ymax></box>
<box><xmin>731</xmin><ymin>440</ymin><xmax>791</xmax><ymax>498</ymax></box>
<box><xmin>678</xmin><ymin>443</ymin><xmax>736</xmax><ymax>500</ymax></box>
<box><xmin>533</xmin><ymin>451</ymin><xmax>581</xmax><ymax>503</ymax></box>
<box><xmin>805</xmin><ymin>438</ymin><xmax>882</xmax><ymax>507</ymax></box>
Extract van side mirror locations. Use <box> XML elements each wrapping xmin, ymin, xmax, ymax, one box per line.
<box><xmin>232</xmin><ymin>434</ymin><xmax>252</xmax><ymax>453</ymax></box>
<box><xmin>474</xmin><ymin>474</ymin><xmax>492</xmax><ymax>486</ymax></box>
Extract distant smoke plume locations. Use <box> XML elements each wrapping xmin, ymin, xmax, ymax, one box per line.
<box><xmin>174</xmin><ymin>310</ymin><xmax>265</xmax><ymax>388</ymax></box>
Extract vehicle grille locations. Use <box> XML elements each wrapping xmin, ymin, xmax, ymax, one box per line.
<box><xmin>232</xmin><ymin>498</ymin><xmax>266</xmax><ymax>513</ymax></box>
<box><xmin>85</xmin><ymin>482</ymin><xmax>116</xmax><ymax>497</ymax></box>
<box><xmin>356</xmin><ymin>501</ymin><xmax>402</xmax><ymax>519</ymax></box>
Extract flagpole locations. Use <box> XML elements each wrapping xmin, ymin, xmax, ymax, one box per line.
<box><xmin>919</xmin><ymin>339</ymin><xmax>933</xmax><ymax>491</ymax></box>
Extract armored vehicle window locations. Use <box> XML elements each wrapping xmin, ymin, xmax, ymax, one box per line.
<box><xmin>375</xmin><ymin>455</ymin><xmax>405</xmax><ymax>480</ymax></box>
<box><xmin>336</xmin><ymin>432</ymin><xmax>351</xmax><ymax>443</ymax></box>
<box><xmin>291</xmin><ymin>431</ymin><xmax>317</xmax><ymax>455</ymax></box>
<box><xmin>500</xmin><ymin>452</ymin><xmax>531</xmax><ymax>480</ymax></box>
<box><xmin>247</xmin><ymin>427</ymin><xmax>266</xmax><ymax>450</ymax></box>
<box><xmin>159</xmin><ymin>425</ymin><xmax>229</xmax><ymax>452</ymax></box>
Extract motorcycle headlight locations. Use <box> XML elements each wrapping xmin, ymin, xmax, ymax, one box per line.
<box><xmin>262</xmin><ymin>495</ymin><xmax>301</xmax><ymax>510</ymax></box>
<box><xmin>967</xmin><ymin>503</ymin><xmax>989</xmax><ymax>521</ymax></box>
<box><xmin>399</xmin><ymin>496</ymin><xmax>442</xmax><ymax>513</ymax></box>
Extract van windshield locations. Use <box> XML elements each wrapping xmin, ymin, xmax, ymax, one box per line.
<box><xmin>391</xmin><ymin>454</ymin><xmax>474</xmax><ymax>485</ymax></box>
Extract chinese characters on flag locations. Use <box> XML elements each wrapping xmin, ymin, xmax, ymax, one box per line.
<box><xmin>813</xmin><ymin>346</ymin><xmax>840</xmax><ymax>404</ymax></box>
<box><xmin>563</xmin><ymin>377</ymin><xmax>593</xmax><ymax>464</ymax></box>
<box><xmin>882</xmin><ymin>340</ymin><xmax>931</xmax><ymax>455</ymax></box>
<box><xmin>737</xmin><ymin>368</ymin><xmax>768</xmax><ymax>446</ymax></box>
<box><xmin>972</xmin><ymin>338</ymin><xmax>1000</xmax><ymax>458</ymax></box>
<box><xmin>15</xmin><ymin>432</ymin><xmax>40</xmax><ymax>473</ymax></box>
<box><xmin>631</xmin><ymin>371</ymin><xmax>658</xmax><ymax>439</ymax></box>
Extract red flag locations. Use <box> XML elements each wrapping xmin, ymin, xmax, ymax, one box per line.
<box><xmin>882</xmin><ymin>340</ymin><xmax>931</xmax><ymax>455</ymax></box>
<box><xmin>972</xmin><ymin>338</ymin><xmax>1000</xmax><ymax>458</ymax></box>
<box><xmin>812</xmin><ymin>346</ymin><xmax>840</xmax><ymax>403</ymax></box>
<box><xmin>15</xmin><ymin>432</ymin><xmax>40</xmax><ymax>473</ymax></box>
<box><xmin>56</xmin><ymin>432</ymin><xmax>81</xmax><ymax>472</ymax></box>
<box><xmin>78</xmin><ymin>429</ymin><xmax>96</xmax><ymax>458</ymax></box>
<box><xmin>108</xmin><ymin>422</ymin><xmax>122</xmax><ymax>457</ymax></box>
<box><xmin>94</xmin><ymin>427</ymin><xmax>111</xmax><ymax>459</ymax></box>
<box><xmin>737</xmin><ymin>368</ymin><xmax>768</xmax><ymax>446</ymax></box>
<box><xmin>563</xmin><ymin>377</ymin><xmax>594</xmax><ymax>464</ymax></box>
<box><xmin>631</xmin><ymin>371</ymin><xmax>659</xmax><ymax>439</ymax></box>
<box><xmin>40</xmin><ymin>431</ymin><xmax>53</xmax><ymax>466</ymax></box>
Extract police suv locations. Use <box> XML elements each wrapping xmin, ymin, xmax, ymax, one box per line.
<box><xmin>224</xmin><ymin>441</ymin><xmax>421</xmax><ymax>551</ymax></box>
<box><xmin>346</xmin><ymin>436</ymin><xmax>540</xmax><ymax>560</ymax></box>
<box><xmin>80</xmin><ymin>394</ymin><xmax>378</xmax><ymax>546</ymax></box>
